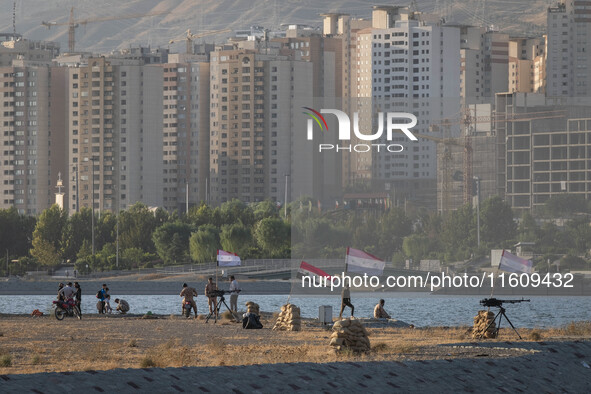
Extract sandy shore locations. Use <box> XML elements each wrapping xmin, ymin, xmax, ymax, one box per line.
<box><xmin>1</xmin><ymin>314</ymin><xmax>590</xmax><ymax>375</ymax></box>
<box><xmin>1</xmin><ymin>316</ymin><xmax>591</xmax><ymax>392</ymax></box>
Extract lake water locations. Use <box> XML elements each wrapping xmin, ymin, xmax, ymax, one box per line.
<box><xmin>1</xmin><ymin>293</ymin><xmax>590</xmax><ymax>328</ymax></box>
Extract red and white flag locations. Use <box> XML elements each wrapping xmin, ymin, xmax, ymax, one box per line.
<box><xmin>217</xmin><ymin>250</ymin><xmax>241</xmax><ymax>267</ymax></box>
<box><xmin>297</xmin><ymin>261</ymin><xmax>332</xmax><ymax>280</ymax></box>
<box><xmin>346</xmin><ymin>247</ymin><xmax>385</xmax><ymax>276</ymax></box>
<box><xmin>498</xmin><ymin>250</ymin><xmax>533</xmax><ymax>274</ymax></box>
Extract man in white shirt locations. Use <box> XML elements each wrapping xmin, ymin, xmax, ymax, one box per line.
<box><xmin>59</xmin><ymin>282</ymin><xmax>76</xmax><ymax>300</ymax></box>
<box><xmin>229</xmin><ymin>275</ymin><xmax>240</xmax><ymax>312</ymax></box>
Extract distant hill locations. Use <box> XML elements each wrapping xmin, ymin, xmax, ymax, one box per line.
<box><xmin>0</xmin><ymin>0</ymin><xmax>549</xmax><ymax>53</ymax></box>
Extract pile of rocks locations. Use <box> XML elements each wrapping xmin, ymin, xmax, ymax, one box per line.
<box><xmin>329</xmin><ymin>318</ymin><xmax>370</xmax><ymax>353</ymax></box>
<box><xmin>245</xmin><ymin>301</ymin><xmax>260</xmax><ymax>315</ymax></box>
<box><xmin>272</xmin><ymin>303</ymin><xmax>302</xmax><ymax>331</ymax></box>
<box><xmin>472</xmin><ymin>310</ymin><xmax>497</xmax><ymax>339</ymax></box>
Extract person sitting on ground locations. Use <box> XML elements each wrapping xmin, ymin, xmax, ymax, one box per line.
<box><xmin>114</xmin><ymin>298</ymin><xmax>129</xmax><ymax>314</ymax></box>
<box><xmin>205</xmin><ymin>277</ymin><xmax>218</xmax><ymax>317</ymax></box>
<box><xmin>374</xmin><ymin>299</ymin><xmax>391</xmax><ymax>319</ymax></box>
<box><xmin>180</xmin><ymin>283</ymin><xmax>198</xmax><ymax>318</ymax></box>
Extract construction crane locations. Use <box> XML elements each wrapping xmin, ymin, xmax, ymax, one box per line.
<box><xmin>422</xmin><ymin>109</ymin><xmax>567</xmax><ymax>212</ymax></box>
<box><xmin>41</xmin><ymin>7</ymin><xmax>170</xmax><ymax>52</ymax></box>
<box><xmin>169</xmin><ymin>28</ymin><xmax>231</xmax><ymax>54</ymax></box>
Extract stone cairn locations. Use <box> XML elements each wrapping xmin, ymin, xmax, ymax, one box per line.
<box><xmin>329</xmin><ymin>318</ymin><xmax>370</xmax><ymax>353</ymax></box>
<box><xmin>272</xmin><ymin>303</ymin><xmax>302</xmax><ymax>331</ymax></box>
<box><xmin>472</xmin><ymin>310</ymin><xmax>497</xmax><ymax>339</ymax></box>
<box><xmin>245</xmin><ymin>301</ymin><xmax>260</xmax><ymax>315</ymax></box>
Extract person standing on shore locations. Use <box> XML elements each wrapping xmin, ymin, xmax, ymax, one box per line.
<box><xmin>229</xmin><ymin>275</ymin><xmax>240</xmax><ymax>313</ymax></box>
<box><xmin>339</xmin><ymin>284</ymin><xmax>354</xmax><ymax>318</ymax></box>
<box><xmin>205</xmin><ymin>277</ymin><xmax>218</xmax><ymax>317</ymax></box>
<box><xmin>96</xmin><ymin>283</ymin><xmax>108</xmax><ymax>314</ymax></box>
<box><xmin>180</xmin><ymin>283</ymin><xmax>198</xmax><ymax>318</ymax></box>
<box><xmin>74</xmin><ymin>282</ymin><xmax>82</xmax><ymax>316</ymax></box>
<box><xmin>57</xmin><ymin>283</ymin><xmax>65</xmax><ymax>301</ymax></box>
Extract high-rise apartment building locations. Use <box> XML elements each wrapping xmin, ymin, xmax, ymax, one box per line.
<box><xmin>208</xmin><ymin>46</ymin><xmax>313</xmax><ymax>204</ymax></box>
<box><xmin>546</xmin><ymin>1</ymin><xmax>591</xmax><ymax>97</ymax></box>
<box><xmin>352</xmin><ymin>6</ymin><xmax>460</xmax><ymax>207</ymax></box>
<box><xmin>458</xmin><ymin>26</ymin><xmax>509</xmax><ymax>104</ymax></box>
<box><xmin>508</xmin><ymin>37</ymin><xmax>545</xmax><ymax>94</ymax></box>
<box><xmin>0</xmin><ymin>35</ymin><xmax>67</xmax><ymax>215</ymax></box>
<box><xmin>159</xmin><ymin>52</ymin><xmax>210</xmax><ymax>212</ymax></box>
<box><xmin>66</xmin><ymin>57</ymin><xmax>163</xmax><ymax>213</ymax></box>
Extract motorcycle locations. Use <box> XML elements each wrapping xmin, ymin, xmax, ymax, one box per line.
<box><xmin>53</xmin><ymin>299</ymin><xmax>81</xmax><ymax>320</ymax></box>
<box><xmin>183</xmin><ymin>300</ymin><xmax>193</xmax><ymax>318</ymax></box>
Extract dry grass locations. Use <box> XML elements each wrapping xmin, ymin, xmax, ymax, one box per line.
<box><xmin>0</xmin><ymin>317</ymin><xmax>590</xmax><ymax>375</ymax></box>
<box><xmin>137</xmin><ymin>273</ymin><xmax>169</xmax><ymax>281</ymax></box>
<box><xmin>0</xmin><ymin>354</ymin><xmax>12</xmax><ymax>367</ymax></box>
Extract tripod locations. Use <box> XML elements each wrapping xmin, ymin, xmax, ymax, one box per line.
<box><xmin>483</xmin><ymin>306</ymin><xmax>522</xmax><ymax>339</ymax></box>
<box><xmin>205</xmin><ymin>294</ymin><xmax>237</xmax><ymax>323</ymax></box>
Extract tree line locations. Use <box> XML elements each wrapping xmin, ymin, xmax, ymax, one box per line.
<box><xmin>0</xmin><ymin>194</ymin><xmax>590</xmax><ymax>276</ymax></box>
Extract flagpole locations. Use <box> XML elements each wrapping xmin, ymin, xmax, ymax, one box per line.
<box><xmin>216</xmin><ymin>250</ymin><xmax>219</xmax><ymax>294</ymax></box>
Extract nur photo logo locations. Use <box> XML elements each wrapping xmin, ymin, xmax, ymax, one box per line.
<box><xmin>303</xmin><ymin>108</ymin><xmax>418</xmax><ymax>152</ymax></box>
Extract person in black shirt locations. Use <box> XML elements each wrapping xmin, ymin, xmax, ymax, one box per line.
<box><xmin>74</xmin><ymin>282</ymin><xmax>82</xmax><ymax>315</ymax></box>
<box><xmin>57</xmin><ymin>283</ymin><xmax>65</xmax><ymax>302</ymax></box>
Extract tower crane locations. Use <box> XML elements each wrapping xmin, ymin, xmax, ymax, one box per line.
<box><xmin>41</xmin><ymin>7</ymin><xmax>170</xmax><ymax>52</ymax></box>
<box><xmin>169</xmin><ymin>28</ymin><xmax>231</xmax><ymax>54</ymax></box>
<box><xmin>421</xmin><ymin>109</ymin><xmax>567</xmax><ymax>212</ymax></box>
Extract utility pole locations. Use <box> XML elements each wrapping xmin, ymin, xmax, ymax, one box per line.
<box><xmin>474</xmin><ymin>176</ymin><xmax>481</xmax><ymax>247</ymax></box>
<box><xmin>5</xmin><ymin>249</ymin><xmax>8</xmax><ymax>277</ymax></box>
<box><xmin>284</xmin><ymin>174</ymin><xmax>290</xmax><ymax>219</ymax></box>
<box><xmin>87</xmin><ymin>157</ymin><xmax>96</xmax><ymax>256</ymax></box>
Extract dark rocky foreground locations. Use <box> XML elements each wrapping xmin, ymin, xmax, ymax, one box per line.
<box><xmin>1</xmin><ymin>340</ymin><xmax>590</xmax><ymax>393</ymax></box>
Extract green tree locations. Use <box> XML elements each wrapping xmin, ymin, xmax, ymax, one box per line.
<box><xmin>517</xmin><ymin>211</ymin><xmax>538</xmax><ymax>242</ymax></box>
<box><xmin>479</xmin><ymin>196</ymin><xmax>516</xmax><ymax>246</ymax></box>
<box><xmin>220</xmin><ymin>221</ymin><xmax>252</xmax><ymax>257</ymax></box>
<box><xmin>30</xmin><ymin>205</ymin><xmax>67</xmax><ymax>266</ymax></box>
<box><xmin>220</xmin><ymin>199</ymin><xmax>255</xmax><ymax>226</ymax></box>
<box><xmin>254</xmin><ymin>217</ymin><xmax>290</xmax><ymax>257</ymax></box>
<box><xmin>152</xmin><ymin>221</ymin><xmax>193</xmax><ymax>265</ymax></box>
<box><xmin>441</xmin><ymin>204</ymin><xmax>476</xmax><ymax>261</ymax></box>
<box><xmin>253</xmin><ymin>200</ymin><xmax>280</xmax><ymax>221</ymax></box>
<box><xmin>189</xmin><ymin>225</ymin><xmax>220</xmax><ymax>263</ymax></box>
<box><xmin>62</xmin><ymin>208</ymin><xmax>92</xmax><ymax>262</ymax></box>
<box><xmin>118</xmin><ymin>202</ymin><xmax>158</xmax><ymax>252</ymax></box>
<box><xmin>377</xmin><ymin>207</ymin><xmax>412</xmax><ymax>257</ymax></box>
<box><xmin>0</xmin><ymin>207</ymin><xmax>35</xmax><ymax>260</ymax></box>
<box><xmin>543</xmin><ymin>194</ymin><xmax>589</xmax><ymax>218</ymax></box>
<box><xmin>188</xmin><ymin>202</ymin><xmax>213</xmax><ymax>227</ymax></box>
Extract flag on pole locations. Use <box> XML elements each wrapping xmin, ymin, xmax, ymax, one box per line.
<box><xmin>296</xmin><ymin>261</ymin><xmax>332</xmax><ymax>280</ymax></box>
<box><xmin>217</xmin><ymin>250</ymin><xmax>241</xmax><ymax>267</ymax></box>
<box><xmin>345</xmin><ymin>247</ymin><xmax>385</xmax><ymax>276</ymax></box>
<box><xmin>498</xmin><ymin>250</ymin><xmax>533</xmax><ymax>274</ymax></box>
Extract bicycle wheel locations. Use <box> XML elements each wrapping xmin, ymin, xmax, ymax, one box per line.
<box><xmin>55</xmin><ymin>308</ymin><xmax>66</xmax><ymax>321</ymax></box>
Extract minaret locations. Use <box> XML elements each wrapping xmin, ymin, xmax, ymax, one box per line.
<box><xmin>55</xmin><ymin>172</ymin><xmax>64</xmax><ymax>210</ymax></box>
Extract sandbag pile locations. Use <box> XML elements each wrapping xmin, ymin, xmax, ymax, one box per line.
<box><xmin>329</xmin><ymin>318</ymin><xmax>370</xmax><ymax>353</ymax></box>
<box><xmin>272</xmin><ymin>303</ymin><xmax>302</xmax><ymax>331</ymax></box>
<box><xmin>472</xmin><ymin>310</ymin><xmax>497</xmax><ymax>339</ymax></box>
<box><xmin>245</xmin><ymin>301</ymin><xmax>260</xmax><ymax>315</ymax></box>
